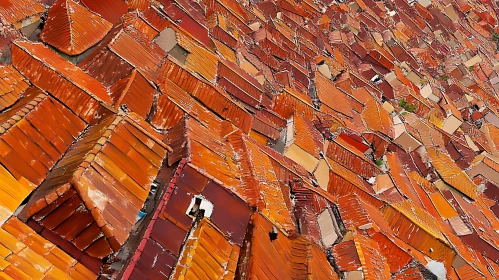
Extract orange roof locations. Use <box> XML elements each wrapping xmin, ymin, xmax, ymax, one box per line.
<box><xmin>175</xmin><ymin>27</ymin><xmax>219</xmax><ymax>82</ymax></box>
<box><xmin>21</xmin><ymin>114</ymin><xmax>168</xmax><ymax>258</ymax></box>
<box><xmin>81</xmin><ymin>0</ymin><xmax>128</xmax><ymax>23</ymax></box>
<box><xmin>353</xmin><ymin>232</ymin><xmax>391</xmax><ymax>279</ymax></box>
<box><xmin>40</xmin><ymin>0</ymin><xmax>112</xmax><ymax>55</ymax></box>
<box><xmin>111</xmin><ymin>69</ymin><xmax>156</xmax><ymax>119</ymax></box>
<box><xmin>243</xmin><ymin>213</ymin><xmax>337</xmax><ymax>279</ymax></box>
<box><xmin>272</xmin><ymin>87</ymin><xmax>316</xmax><ymax>120</ymax></box>
<box><xmin>327</xmin><ymin>137</ymin><xmax>381</xmax><ymax>179</ymax></box>
<box><xmin>0</xmin><ymin>217</ymin><xmax>96</xmax><ymax>279</ymax></box>
<box><xmin>292</xmin><ymin>114</ymin><xmax>324</xmax><ymax>158</ymax></box>
<box><xmin>0</xmin><ymin>164</ymin><xmax>32</xmax><ymax>225</ymax></box>
<box><xmin>0</xmin><ymin>0</ymin><xmax>44</xmax><ymax>26</ymax></box>
<box><xmin>229</xmin><ymin>132</ymin><xmax>296</xmax><ymax>234</ymax></box>
<box><xmin>315</xmin><ymin>72</ymin><xmax>353</xmax><ymax>117</ymax></box>
<box><xmin>170</xmin><ymin>218</ymin><xmax>239</xmax><ymax>279</ymax></box>
<box><xmin>158</xmin><ymin>59</ymin><xmax>253</xmax><ymax>133</ymax></box>
<box><xmin>382</xmin><ymin>200</ymin><xmax>456</xmax><ymax>266</ymax></box>
<box><xmin>386</xmin><ymin>153</ymin><xmax>423</xmax><ymax>206</ymax></box>
<box><xmin>12</xmin><ymin>41</ymin><xmax>114</xmax><ymax>123</ymax></box>
<box><xmin>108</xmin><ymin>28</ymin><xmax>167</xmax><ymax>82</ymax></box>
<box><xmin>0</xmin><ymin>65</ymin><xmax>29</xmax><ymax>111</ymax></box>
<box><xmin>362</xmin><ymin>95</ymin><xmax>394</xmax><ymax>138</ymax></box>
<box><xmin>0</xmin><ymin>88</ymin><xmax>86</xmax><ymax>187</ymax></box>
<box><xmin>427</xmin><ymin>148</ymin><xmax>477</xmax><ymax>199</ymax></box>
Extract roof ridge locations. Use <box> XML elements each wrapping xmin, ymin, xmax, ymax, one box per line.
<box><xmin>73</xmin><ymin>115</ymin><xmax>123</xmax><ymax>180</ymax></box>
<box><xmin>0</xmin><ymin>91</ymin><xmax>47</xmax><ymax>134</ymax></box>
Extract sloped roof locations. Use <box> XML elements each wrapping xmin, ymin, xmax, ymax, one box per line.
<box><xmin>170</xmin><ymin>218</ymin><xmax>240</xmax><ymax>279</ymax></box>
<box><xmin>0</xmin><ymin>88</ymin><xmax>86</xmax><ymax>187</ymax></box>
<box><xmin>0</xmin><ymin>217</ymin><xmax>96</xmax><ymax>279</ymax></box>
<box><xmin>12</xmin><ymin>41</ymin><xmax>113</xmax><ymax>123</ymax></box>
<box><xmin>21</xmin><ymin>113</ymin><xmax>169</xmax><ymax>257</ymax></box>
<box><xmin>0</xmin><ymin>0</ymin><xmax>44</xmax><ymax>26</ymax></box>
<box><xmin>0</xmin><ymin>65</ymin><xmax>29</xmax><ymax>111</ymax></box>
<box><xmin>40</xmin><ymin>0</ymin><xmax>113</xmax><ymax>55</ymax></box>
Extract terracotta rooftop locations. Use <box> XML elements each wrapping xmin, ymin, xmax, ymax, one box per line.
<box><xmin>40</xmin><ymin>0</ymin><xmax>113</xmax><ymax>55</ymax></box>
<box><xmin>1</xmin><ymin>0</ymin><xmax>499</xmax><ymax>278</ymax></box>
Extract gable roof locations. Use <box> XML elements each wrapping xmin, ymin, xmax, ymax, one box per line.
<box><xmin>20</xmin><ymin>113</ymin><xmax>169</xmax><ymax>257</ymax></box>
<box><xmin>12</xmin><ymin>41</ymin><xmax>114</xmax><ymax>123</ymax></box>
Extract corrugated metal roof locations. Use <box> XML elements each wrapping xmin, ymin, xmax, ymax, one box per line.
<box><xmin>40</xmin><ymin>0</ymin><xmax>112</xmax><ymax>55</ymax></box>
<box><xmin>0</xmin><ymin>0</ymin><xmax>44</xmax><ymax>26</ymax></box>
<box><xmin>12</xmin><ymin>41</ymin><xmax>114</xmax><ymax>123</ymax></box>
<box><xmin>81</xmin><ymin>0</ymin><xmax>128</xmax><ymax>23</ymax></box>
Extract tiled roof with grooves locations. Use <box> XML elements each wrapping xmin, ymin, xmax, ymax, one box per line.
<box><xmin>170</xmin><ymin>218</ymin><xmax>240</xmax><ymax>279</ymax></box>
<box><xmin>292</xmin><ymin>114</ymin><xmax>324</xmax><ymax>158</ymax></box>
<box><xmin>12</xmin><ymin>41</ymin><xmax>113</xmax><ymax>123</ymax></box>
<box><xmin>108</xmin><ymin>28</ymin><xmax>167</xmax><ymax>82</ymax></box>
<box><xmin>315</xmin><ymin>72</ymin><xmax>353</xmax><ymax>117</ymax></box>
<box><xmin>21</xmin><ymin>114</ymin><xmax>168</xmax><ymax>257</ymax></box>
<box><xmin>0</xmin><ymin>88</ymin><xmax>86</xmax><ymax>187</ymax></box>
<box><xmin>353</xmin><ymin>232</ymin><xmax>391</xmax><ymax>280</ymax></box>
<box><xmin>243</xmin><ymin>213</ymin><xmax>333</xmax><ymax>279</ymax></box>
<box><xmin>327</xmin><ymin>137</ymin><xmax>381</xmax><ymax>179</ymax></box>
<box><xmin>0</xmin><ymin>217</ymin><xmax>96</xmax><ymax>279</ymax></box>
<box><xmin>427</xmin><ymin>147</ymin><xmax>477</xmax><ymax>199</ymax></box>
<box><xmin>229</xmin><ymin>132</ymin><xmax>296</xmax><ymax>234</ymax></box>
<box><xmin>0</xmin><ymin>65</ymin><xmax>29</xmax><ymax>111</ymax></box>
<box><xmin>40</xmin><ymin>0</ymin><xmax>113</xmax><ymax>56</ymax></box>
<box><xmin>158</xmin><ymin>59</ymin><xmax>253</xmax><ymax>133</ymax></box>
<box><xmin>111</xmin><ymin>70</ymin><xmax>156</xmax><ymax>119</ymax></box>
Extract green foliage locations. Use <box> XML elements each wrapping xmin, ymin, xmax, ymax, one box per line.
<box><xmin>375</xmin><ymin>159</ymin><xmax>383</xmax><ymax>167</ymax></box>
<box><xmin>404</xmin><ymin>103</ymin><xmax>416</xmax><ymax>112</ymax></box>
<box><xmin>398</xmin><ymin>98</ymin><xmax>407</xmax><ymax>108</ymax></box>
<box><xmin>493</xmin><ymin>32</ymin><xmax>499</xmax><ymax>42</ymax></box>
<box><xmin>398</xmin><ymin>98</ymin><xmax>416</xmax><ymax>112</ymax></box>
<box><xmin>468</xmin><ymin>66</ymin><xmax>474</xmax><ymax>72</ymax></box>
<box><xmin>440</xmin><ymin>75</ymin><xmax>449</xmax><ymax>81</ymax></box>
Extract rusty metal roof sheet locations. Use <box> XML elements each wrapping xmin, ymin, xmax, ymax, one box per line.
<box><xmin>81</xmin><ymin>0</ymin><xmax>128</xmax><ymax>23</ymax></box>
<box><xmin>0</xmin><ymin>0</ymin><xmax>44</xmax><ymax>26</ymax></box>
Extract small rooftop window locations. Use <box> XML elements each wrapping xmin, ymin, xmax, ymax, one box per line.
<box><xmin>186</xmin><ymin>195</ymin><xmax>214</xmax><ymax>219</ymax></box>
